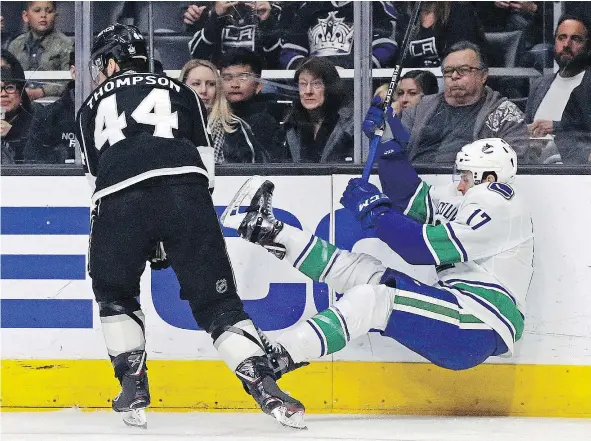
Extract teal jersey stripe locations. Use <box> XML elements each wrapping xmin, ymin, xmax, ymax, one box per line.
<box><xmin>310</xmin><ymin>308</ymin><xmax>347</xmax><ymax>354</ymax></box>
<box><xmin>425</xmin><ymin>224</ymin><xmax>462</xmax><ymax>265</ymax></box>
<box><xmin>395</xmin><ymin>295</ymin><xmax>483</xmax><ymax>324</ymax></box>
<box><xmin>405</xmin><ymin>182</ymin><xmax>432</xmax><ymax>223</ymax></box>
<box><xmin>451</xmin><ymin>282</ymin><xmax>524</xmax><ymax>341</ymax></box>
<box><xmin>298</xmin><ymin>238</ymin><xmax>337</xmax><ymax>281</ymax></box>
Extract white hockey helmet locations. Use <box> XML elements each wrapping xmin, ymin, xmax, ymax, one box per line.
<box><xmin>454</xmin><ymin>138</ymin><xmax>518</xmax><ymax>184</ymax></box>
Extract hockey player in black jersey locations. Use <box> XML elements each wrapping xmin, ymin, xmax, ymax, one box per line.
<box><xmin>75</xmin><ymin>24</ymin><xmax>305</xmax><ymax>430</ymax></box>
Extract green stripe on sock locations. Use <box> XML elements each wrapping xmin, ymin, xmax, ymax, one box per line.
<box><xmin>425</xmin><ymin>225</ymin><xmax>461</xmax><ymax>264</ymax></box>
<box><xmin>395</xmin><ymin>295</ymin><xmax>483</xmax><ymax>324</ymax></box>
<box><xmin>406</xmin><ymin>182</ymin><xmax>431</xmax><ymax>223</ymax></box>
<box><xmin>450</xmin><ymin>283</ymin><xmax>524</xmax><ymax>341</ymax></box>
<box><xmin>298</xmin><ymin>238</ymin><xmax>337</xmax><ymax>281</ymax></box>
<box><xmin>311</xmin><ymin>309</ymin><xmax>347</xmax><ymax>354</ymax></box>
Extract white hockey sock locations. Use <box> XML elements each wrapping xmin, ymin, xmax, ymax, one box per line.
<box><xmin>277</xmin><ymin>307</ymin><xmax>346</xmax><ymax>362</ymax></box>
<box><xmin>214</xmin><ymin>319</ymin><xmax>265</xmax><ymax>371</ymax></box>
<box><xmin>275</xmin><ymin>224</ymin><xmax>339</xmax><ymax>282</ymax></box>
<box><xmin>277</xmin><ymin>284</ymin><xmax>395</xmax><ymax>363</ymax></box>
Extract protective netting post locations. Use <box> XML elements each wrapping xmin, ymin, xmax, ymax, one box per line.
<box><xmin>353</xmin><ymin>1</ymin><xmax>373</xmax><ymax>165</ymax></box>
<box><xmin>148</xmin><ymin>1</ymin><xmax>155</xmax><ymax>73</ymax></box>
<box><xmin>74</xmin><ymin>1</ymin><xmax>93</xmax><ymax>164</ymax></box>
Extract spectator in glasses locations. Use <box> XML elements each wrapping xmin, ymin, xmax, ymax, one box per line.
<box><xmin>218</xmin><ymin>49</ymin><xmax>289</xmax><ymax>161</ymax></box>
<box><xmin>401</xmin><ymin>41</ymin><xmax>529</xmax><ymax>164</ymax></box>
<box><xmin>1</xmin><ymin>65</ymin><xmax>34</xmax><ymax>164</ymax></box>
<box><xmin>1</xmin><ymin>48</ymin><xmax>43</xmax><ymax>113</ymax></box>
<box><xmin>180</xmin><ymin>58</ymin><xmax>271</xmax><ymax>163</ymax></box>
<box><xmin>283</xmin><ymin>56</ymin><xmax>353</xmax><ymax>163</ymax></box>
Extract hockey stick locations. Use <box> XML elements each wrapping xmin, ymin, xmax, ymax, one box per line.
<box><xmin>361</xmin><ymin>1</ymin><xmax>423</xmax><ymax>182</ymax></box>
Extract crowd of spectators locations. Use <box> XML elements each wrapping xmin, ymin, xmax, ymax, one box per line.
<box><xmin>1</xmin><ymin>1</ymin><xmax>591</xmax><ymax>167</ymax></box>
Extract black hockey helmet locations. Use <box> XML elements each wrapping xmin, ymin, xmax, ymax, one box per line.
<box><xmin>90</xmin><ymin>23</ymin><xmax>147</xmax><ymax>81</ymax></box>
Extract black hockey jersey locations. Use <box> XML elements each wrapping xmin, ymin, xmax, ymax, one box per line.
<box><xmin>188</xmin><ymin>2</ymin><xmax>283</xmax><ymax>69</ymax></box>
<box><xmin>280</xmin><ymin>1</ymin><xmax>400</xmax><ymax>69</ymax></box>
<box><xmin>76</xmin><ymin>71</ymin><xmax>213</xmax><ymax>203</ymax></box>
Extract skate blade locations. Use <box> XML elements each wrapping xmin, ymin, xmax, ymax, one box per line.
<box><xmin>121</xmin><ymin>409</ymin><xmax>147</xmax><ymax>429</ymax></box>
<box><xmin>271</xmin><ymin>406</ymin><xmax>307</xmax><ymax>430</ymax></box>
<box><xmin>220</xmin><ymin>175</ymin><xmax>266</xmax><ymax>229</ymax></box>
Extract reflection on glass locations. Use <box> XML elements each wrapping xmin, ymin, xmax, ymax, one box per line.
<box><xmin>3</xmin><ymin>1</ymin><xmax>589</xmax><ymax>169</ymax></box>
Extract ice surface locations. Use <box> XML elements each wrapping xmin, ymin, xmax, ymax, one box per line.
<box><xmin>2</xmin><ymin>409</ymin><xmax>590</xmax><ymax>441</ymax></box>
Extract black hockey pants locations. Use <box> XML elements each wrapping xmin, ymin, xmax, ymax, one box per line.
<box><xmin>88</xmin><ymin>176</ymin><xmax>248</xmax><ymax>333</ymax></box>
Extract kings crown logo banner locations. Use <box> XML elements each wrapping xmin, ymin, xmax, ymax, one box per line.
<box><xmin>308</xmin><ymin>12</ymin><xmax>354</xmax><ymax>56</ymax></box>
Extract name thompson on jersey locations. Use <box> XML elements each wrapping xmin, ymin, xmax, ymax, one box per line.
<box><xmin>85</xmin><ymin>75</ymin><xmax>181</xmax><ymax>110</ymax></box>
<box><xmin>77</xmin><ymin>71</ymin><xmax>213</xmax><ymax>203</ymax></box>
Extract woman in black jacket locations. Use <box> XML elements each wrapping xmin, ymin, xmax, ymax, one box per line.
<box><xmin>402</xmin><ymin>2</ymin><xmax>486</xmax><ymax>68</ymax></box>
<box><xmin>284</xmin><ymin>57</ymin><xmax>354</xmax><ymax>163</ymax></box>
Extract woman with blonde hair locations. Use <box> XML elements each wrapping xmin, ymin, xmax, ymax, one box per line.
<box><xmin>179</xmin><ymin>59</ymin><xmax>269</xmax><ymax>163</ymax></box>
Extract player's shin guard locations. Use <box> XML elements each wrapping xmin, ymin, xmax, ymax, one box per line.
<box><xmin>277</xmin><ymin>284</ymin><xmax>394</xmax><ymax>362</ymax></box>
<box><xmin>99</xmin><ymin>299</ymin><xmax>149</xmax><ymax>428</ymax></box>
<box><xmin>214</xmin><ymin>319</ymin><xmax>306</xmax><ymax>429</ymax></box>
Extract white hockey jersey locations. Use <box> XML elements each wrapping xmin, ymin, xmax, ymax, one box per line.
<box><xmin>402</xmin><ymin>180</ymin><xmax>534</xmax><ymax>354</ymax></box>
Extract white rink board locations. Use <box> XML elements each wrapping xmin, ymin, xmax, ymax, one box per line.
<box><xmin>1</xmin><ymin>174</ymin><xmax>591</xmax><ymax>365</ymax></box>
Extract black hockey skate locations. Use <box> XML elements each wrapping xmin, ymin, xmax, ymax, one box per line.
<box><xmin>256</xmin><ymin>327</ymin><xmax>309</xmax><ymax>379</ymax></box>
<box><xmin>112</xmin><ymin>350</ymin><xmax>150</xmax><ymax>429</ymax></box>
<box><xmin>235</xmin><ymin>355</ymin><xmax>306</xmax><ymax>429</ymax></box>
<box><xmin>220</xmin><ymin>176</ymin><xmax>286</xmax><ymax>259</ymax></box>
<box><xmin>269</xmin><ymin>343</ymin><xmax>310</xmax><ymax>380</ymax></box>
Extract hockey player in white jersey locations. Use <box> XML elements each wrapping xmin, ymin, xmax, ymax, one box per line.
<box><xmin>221</xmin><ymin>104</ymin><xmax>533</xmax><ymax>373</ymax></box>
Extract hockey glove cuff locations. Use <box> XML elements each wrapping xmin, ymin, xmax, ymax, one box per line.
<box><xmin>380</xmin><ymin>105</ymin><xmax>410</xmax><ymax>157</ymax></box>
<box><xmin>362</xmin><ymin>96</ymin><xmax>387</xmax><ymax>138</ymax></box>
<box><xmin>362</xmin><ymin>96</ymin><xmax>410</xmax><ymax>157</ymax></box>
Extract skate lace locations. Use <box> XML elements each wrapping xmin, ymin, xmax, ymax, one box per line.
<box><xmin>257</xmin><ymin>328</ymin><xmax>280</xmax><ymax>354</ymax></box>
